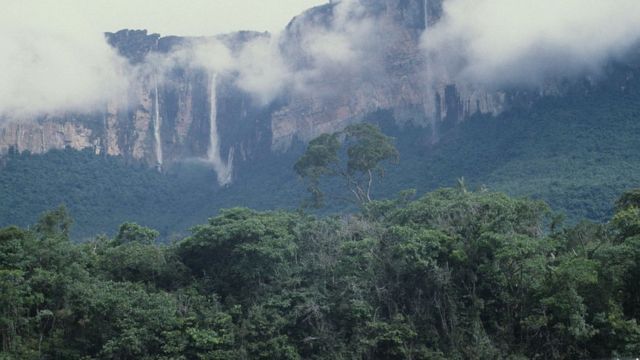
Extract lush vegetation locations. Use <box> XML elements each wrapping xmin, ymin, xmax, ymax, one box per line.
<box><xmin>377</xmin><ymin>66</ymin><xmax>640</xmax><ymax>223</ymax></box>
<box><xmin>3</xmin><ymin>186</ymin><xmax>640</xmax><ymax>359</ymax></box>
<box><xmin>0</xmin><ymin>148</ymin><xmax>304</xmax><ymax>240</ymax></box>
<box><xmin>2</xmin><ymin>67</ymin><xmax>640</xmax><ymax>240</ymax></box>
<box><xmin>295</xmin><ymin>123</ymin><xmax>399</xmax><ymax>207</ymax></box>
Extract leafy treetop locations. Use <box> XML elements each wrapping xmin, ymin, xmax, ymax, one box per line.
<box><xmin>294</xmin><ymin>123</ymin><xmax>399</xmax><ymax>207</ymax></box>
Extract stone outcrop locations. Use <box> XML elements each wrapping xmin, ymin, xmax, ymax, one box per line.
<box><xmin>0</xmin><ymin>29</ymin><xmax>268</xmax><ymax>183</ymax></box>
<box><xmin>0</xmin><ymin>0</ymin><xmax>564</xmax><ymax>183</ymax></box>
<box><xmin>0</xmin><ymin>119</ymin><xmax>98</xmax><ymax>155</ymax></box>
<box><xmin>271</xmin><ymin>0</ymin><xmax>505</xmax><ymax>148</ymax></box>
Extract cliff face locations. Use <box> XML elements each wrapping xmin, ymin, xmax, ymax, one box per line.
<box><xmin>271</xmin><ymin>0</ymin><xmax>507</xmax><ymax>148</ymax></box>
<box><xmin>0</xmin><ymin>29</ymin><xmax>270</xmax><ymax>184</ymax></box>
<box><xmin>0</xmin><ymin>119</ymin><xmax>99</xmax><ymax>156</ymax></box>
<box><xmin>0</xmin><ymin>0</ymin><xmax>571</xmax><ymax>184</ymax></box>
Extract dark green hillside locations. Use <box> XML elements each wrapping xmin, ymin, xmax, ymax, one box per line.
<box><xmin>0</xmin><ymin>148</ymin><xmax>305</xmax><ymax>240</ymax></box>
<box><xmin>3</xmin><ymin>188</ymin><xmax>640</xmax><ymax>359</ymax></box>
<box><xmin>379</xmin><ymin>71</ymin><xmax>640</xmax><ymax>222</ymax></box>
<box><xmin>1</xmin><ymin>67</ymin><xmax>640</xmax><ymax>239</ymax></box>
<box><xmin>0</xmin><ymin>149</ymin><xmax>214</xmax><ymax>240</ymax></box>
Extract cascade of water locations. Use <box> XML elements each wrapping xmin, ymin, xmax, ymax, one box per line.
<box><xmin>423</xmin><ymin>0</ymin><xmax>437</xmax><ymax>141</ymax></box>
<box><xmin>154</xmin><ymin>79</ymin><xmax>163</xmax><ymax>170</ymax></box>
<box><xmin>16</xmin><ymin>124</ymin><xmax>21</xmax><ymax>152</ymax></box>
<box><xmin>424</xmin><ymin>0</ymin><xmax>429</xmax><ymax>30</ymax></box>
<box><xmin>207</xmin><ymin>73</ymin><xmax>233</xmax><ymax>186</ymax></box>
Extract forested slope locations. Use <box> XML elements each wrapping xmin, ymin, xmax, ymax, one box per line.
<box><xmin>3</xmin><ymin>188</ymin><xmax>640</xmax><ymax>358</ymax></box>
<box><xmin>0</xmin><ymin>148</ymin><xmax>304</xmax><ymax>240</ymax></box>
<box><xmin>380</xmin><ymin>67</ymin><xmax>640</xmax><ymax>222</ymax></box>
<box><xmin>1</xmin><ymin>65</ymin><xmax>639</xmax><ymax>239</ymax></box>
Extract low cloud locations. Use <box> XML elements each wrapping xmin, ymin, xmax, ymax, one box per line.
<box><xmin>423</xmin><ymin>0</ymin><xmax>640</xmax><ymax>87</ymax></box>
<box><xmin>233</xmin><ymin>35</ymin><xmax>292</xmax><ymax>105</ymax></box>
<box><xmin>0</xmin><ymin>3</ymin><xmax>129</xmax><ymax>118</ymax></box>
<box><xmin>143</xmin><ymin>33</ymin><xmax>289</xmax><ymax>105</ymax></box>
<box><xmin>153</xmin><ymin>0</ymin><xmax>396</xmax><ymax>104</ymax></box>
<box><xmin>6</xmin><ymin>0</ymin><xmax>640</xmax><ymax>120</ymax></box>
<box><xmin>280</xmin><ymin>0</ymin><xmax>404</xmax><ymax>100</ymax></box>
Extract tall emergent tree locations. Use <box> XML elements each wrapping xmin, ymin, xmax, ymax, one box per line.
<box><xmin>294</xmin><ymin>123</ymin><xmax>399</xmax><ymax>207</ymax></box>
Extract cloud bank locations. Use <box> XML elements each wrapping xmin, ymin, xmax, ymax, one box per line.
<box><xmin>4</xmin><ymin>0</ymin><xmax>640</xmax><ymax>119</ymax></box>
<box><xmin>0</xmin><ymin>3</ymin><xmax>130</xmax><ymax>118</ymax></box>
<box><xmin>152</xmin><ymin>0</ymin><xmax>397</xmax><ymax>104</ymax></box>
<box><xmin>275</xmin><ymin>0</ymin><xmax>404</xmax><ymax>100</ymax></box>
<box><xmin>423</xmin><ymin>0</ymin><xmax>640</xmax><ymax>87</ymax></box>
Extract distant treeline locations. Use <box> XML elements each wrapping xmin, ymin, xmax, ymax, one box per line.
<box><xmin>0</xmin><ymin>147</ymin><xmax>304</xmax><ymax>240</ymax></box>
<box><xmin>3</xmin><ymin>65</ymin><xmax>640</xmax><ymax>240</ymax></box>
<box><xmin>2</xmin><ymin>187</ymin><xmax>640</xmax><ymax>359</ymax></box>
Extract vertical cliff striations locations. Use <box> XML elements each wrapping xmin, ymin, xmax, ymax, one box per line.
<box><xmin>2</xmin><ymin>0</ymin><xmax>618</xmax><ymax>185</ymax></box>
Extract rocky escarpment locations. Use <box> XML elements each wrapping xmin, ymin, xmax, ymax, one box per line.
<box><xmin>0</xmin><ymin>118</ymin><xmax>99</xmax><ymax>155</ymax></box>
<box><xmin>0</xmin><ymin>0</ymin><xmax>599</xmax><ymax>184</ymax></box>
<box><xmin>100</xmin><ymin>29</ymin><xmax>274</xmax><ymax>176</ymax></box>
<box><xmin>271</xmin><ymin>0</ymin><xmax>507</xmax><ymax>148</ymax></box>
<box><xmin>0</xmin><ymin>29</ymin><xmax>272</xmax><ymax>185</ymax></box>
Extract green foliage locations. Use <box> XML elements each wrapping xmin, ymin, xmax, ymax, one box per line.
<box><xmin>3</xmin><ymin>67</ymin><xmax>640</xmax><ymax>239</ymax></box>
<box><xmin>4</xmin><ymin>185</ymin><xmax>640</xmax><ymax>358</ymax></box>
<box><xmin>0</xmin><ymin>148</ymin><xmax>305</xmax><ymax>241</ymax></box>
<box><xmin>294</xmin><ymin>134</ymin><xmax>341</xmax><ymax>179</ymax></box>
<box><xmin>178</xmin><ymin>208</ymin><xmax>302</xmax><ymax>302</ymax></box>
<box><xmin>3</xmin><ymin>41</ymin><xmax>640</xmax><ymax>360</ymax></box>
<box><xmin>343</xmin><ymin>123</ymin><xmax>399</xmax><ymax>176</ymax></box>
<box><xmin>114</xmin><ymin>223</ymin><xmax>159</xmax><ymax>246</ymax></box>
<box><xmin>375</xmin><ymin>68</ymin><xmax>640</xmax><ymax>224</ymax></box>
<box><xmin>294</xmin><ymin>134</ymin><xmax>341</xmax><ymax>207</ymax></box>
<box><xmin>616</xmin><ymin>189</ymin><xmax>640</xmax><ymax>211</ymax></box>
<box><xmin>295</xmin><ymin>123</ymin><xmax>399</xmax><ymax>207</ymax></box>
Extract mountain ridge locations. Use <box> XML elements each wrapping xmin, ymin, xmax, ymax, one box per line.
<box><xmin>0</xmin><ymin>0</ymin><xmax>639</xmax><ymax>239</ymax></box>
<box><xmin>0</xmin><ymin>0</ymin><xmax>502</xmax><ymax>181</ymax></box>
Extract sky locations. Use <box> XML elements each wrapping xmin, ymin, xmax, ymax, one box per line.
<box><xmin>2</xmin><ymin>0</ymin><xmax>640</xmax><ymax>117</ymax></box>
<box><xmin>0</xmin><ymin>0</ymin><xmax>329</xmax><ymax>117</ymax></box>
<box><xmin>5</xmin><ymin>0</ymin><xmax>328</xmax><ymax>36</ymax></box>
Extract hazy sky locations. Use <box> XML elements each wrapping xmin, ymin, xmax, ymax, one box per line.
<box><xmin>6</xmin><ymin>0</ymin><xmax>328</xmax><ymax>36</ymax></box>
<box><xmin>0</xmin><ymin>0</ymin><xmax>329</xmax><ymax>117</ymax></box>
<box><xmin>3</xmin><ymin>0</ymin><xmax>640</xmax><ymax>117</ymax></box>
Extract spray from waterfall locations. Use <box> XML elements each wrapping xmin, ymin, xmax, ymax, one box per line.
<box><xmin>41</xmin><ymin>129</ymin><xmax>45</xmax><ymax>153</ymax></box>
<box><xmin>153</xmin><ymin>78</ymin><xmax>163</xmax><ymax>170</ymax></box>
<box><xmin>16</xmin><ymin>124</ymin><xmax>21</xmax><ymax>152</ymax></box>
<box><xmin>207</xmin><ymin>73</ymin><xmax>234</xmax><ymax>186</ymax></box>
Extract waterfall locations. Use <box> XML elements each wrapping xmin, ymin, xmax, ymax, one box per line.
<box><xmin>423</xmin><ymin>0</ymin><xmax>437</xmax><ymax>141</ymax></box>
<box><xmin>424</xmin><ymin>0</ymin><xmax>429</xmax><ymax>30</ymax></box>
<box><xmin>154</xmin><ymin>79</ymin><xmax>163</xmax><ymax>170</ymax></box>
<box><xmin>16</xmin><ymin>124</ymin><xmax>21</xmax><ymax>152</ymax></box>
<box><xmin>41</xmin><ymin>128</ymin><xmax>45</xmax><ymax>153</ymax></box>
<box><xmin>207</xmin><ymin>73</ymin><xmax>233</xmax><ymax>186</ymax></box>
